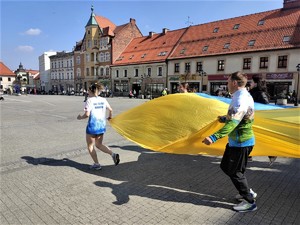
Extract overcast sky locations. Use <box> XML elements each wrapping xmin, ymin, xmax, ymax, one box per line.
<box><xmin>1</xmin><ymin>0</ymin><xmax>283</xmax><ymax>70</ymax></box>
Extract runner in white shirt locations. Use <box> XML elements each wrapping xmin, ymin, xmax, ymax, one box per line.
<box><xmin>77</xmin><ymin>83</ymin><xmax>120</xmax><ymax>170</ymax></box>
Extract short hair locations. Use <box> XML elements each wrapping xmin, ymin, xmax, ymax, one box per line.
<box><xmin>229</xmin><ymin>71</ymin><xmax>247</xmax><ymax>87</ymax></box>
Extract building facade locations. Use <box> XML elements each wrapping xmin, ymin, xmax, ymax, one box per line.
<box><xmin>39</xmin><ymin>51</ymin><xmax>57</xmax><ymax>93</ymax></box>
<box><xmin>0</xmin><ymin>61</ymin><xmax>15</xmax><ymax>94</ymax></box>
<box><xmin>49</xmin><ymin>51</ymin><xmax>74</xmax><ymax>94</ymax></box>
<box><xmin>74</xmin><ymin>6</ymin><xmax>142</xmax><ymax>93</ymax></box>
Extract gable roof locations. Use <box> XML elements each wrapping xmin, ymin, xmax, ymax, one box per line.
<box><xmin>113</xmin><ymin>28</ymin><xmax>188</xmax><ymax>66</ymax></box>
<box><xmin>95</xmin><ymin>15</ymin><xmax>116</xmax><ymax>36</ymax></box>
<box><xmin>0</xmin><ymin>62</ymin><xmax>15</xmax><ymax>76</ymax></box>
<box><xmin>169</xmin><ymin>8</ymin><xmax>300</xmax><ymax>59</ymax></box>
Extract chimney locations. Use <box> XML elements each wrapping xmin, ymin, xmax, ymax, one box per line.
<box><xmin>130</xmin><ymin>18</ymin><xmax>136</xmax><ymax>25</ymax></box>
<box><xmin>283</xmin><ymin>0</ymin><xmax>300</xmax><ymax>10</ymax></box>
<box><xmin>149</xmin><ymin>31</ymin><xmax>155</xmax><ymax>37</ymax></box>
<box><xmin>162</xmin><ymin>28</ymin><xmax>168</xmax><ymax>34</ymax></box>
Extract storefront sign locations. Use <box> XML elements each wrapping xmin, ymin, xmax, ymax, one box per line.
<box><xmin>266</xmin><ymin>73</ymin><xmax>293</xmax><ymax>79</ymax></box>
<box><xmin>169</xmin><ymin>76</ymin><xmax>180</xmax><ymax>81</ymax></box>
<box><xmin>208</xmin><ymin>74</ymin><xmax>229</xmax><ymax>80</ymax></box>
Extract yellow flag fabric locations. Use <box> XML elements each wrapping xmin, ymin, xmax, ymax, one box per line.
<box><xmin>110</xmin><ymin>93</ymin><xmax>300</xmax><ymax>158</ymax></box>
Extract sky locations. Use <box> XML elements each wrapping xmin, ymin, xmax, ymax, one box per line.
<box><xmin>1</xmin><ymin>0</ymin><xmax>283</xmax><ymax>71</ymax></box>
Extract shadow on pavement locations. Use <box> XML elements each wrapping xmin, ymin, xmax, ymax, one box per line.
<box><xmin>21</xmin><ymin>144</ymin><xmax>297</xmax><ymax>212</ymax></box>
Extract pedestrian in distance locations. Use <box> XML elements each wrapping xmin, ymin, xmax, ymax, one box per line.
<box><xmin>202</xmin><ymin>71</ymin><xmax>257</xmax><ymax>213</ymax></box>
<box><xmin>161</xmin><ymin>88</ymin><xmax>168</xmax><ymax>96</ymax></box>
<box><xmin>179</xmin><ymin>82</ymin><xmax>189</xmax><ymax>93</ymax></box>
<box><xmin>249</xmin><ymin>75</ymin><xmax>277</xmax><ymax>166</ymax></box>
<box><xmin>77</xmin><ymin>83</ymin><xmax>120</xmax><ymax>170</ymax></box>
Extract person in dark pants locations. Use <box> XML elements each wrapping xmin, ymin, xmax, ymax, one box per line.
<box><xmin>249</xmin><ymin>75</ymin><xmax>277</xmax><ymax>166</ymax></box>
<box><xmin>202</xmin><ymin>72</ymin><xmax>257</xmax><ymax>212</ymax></box>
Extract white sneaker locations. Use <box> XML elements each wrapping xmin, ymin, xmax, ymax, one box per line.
<box><xmin>235</xmin><ymin>188</ymin><xmax>257</xmax><ymax>201</ymax></box>
<box><xmin>89</xmin><ymin>163</ymin><xmax>102</xmax><ymax>170</ymax></box>
<box><xmin>233</xmin><ymin>200</ymin><xmax>257</xmax><ymax>212</ymax></box>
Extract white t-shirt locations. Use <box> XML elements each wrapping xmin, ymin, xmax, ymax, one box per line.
<box><xmin>84</xmin><ymin>96</ymin><xmax>110</xmax><ymax>135</ymax></box>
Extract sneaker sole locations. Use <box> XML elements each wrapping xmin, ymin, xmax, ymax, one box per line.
<box><xmin>233</xmin><ymin>206</ymin><xmax>257</xmax><ymax>213</ymax></box>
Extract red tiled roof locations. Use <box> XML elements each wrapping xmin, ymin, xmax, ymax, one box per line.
<box><xmin>170</xmin><ymin>8</ymin><xmax>300</xmax><ymax>58</ymax></box>
<box><xmin>27</xmin><ymin>70</ymin><xmax>39</xmax><ymax>75</ymax></box>
<box><xmin>95</xmin><ymin>15</ymin><xmax>116</xmax><ymax>36</ymax></box>
<box><xmin>0</xmin><ymin>62</ymin><xmax>15</xmax><ymax>76</ymax></box>
<box><xmin>113</xmin><ymin>28</ymin><xmax>188</xmax><ymax>65</ymax></box>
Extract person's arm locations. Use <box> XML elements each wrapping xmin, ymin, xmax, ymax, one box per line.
<box><xmin>106</xmin><ymin>102</ymin><xmax>113</xmax><ymax>120</ymax></box>
<box><xmin>77</xmin><ymin>111</ymin><xmax>90</xmax><ymax>120</ymax></box>
<box><xmin>202</xmin><ymin>100</ymin><xmax>246</xmax><ymax>145</ymax></box>
<box><xmin>77</xmin><ymin>99</ymin><xmax>91</xmax><ymax>120</ymax></box>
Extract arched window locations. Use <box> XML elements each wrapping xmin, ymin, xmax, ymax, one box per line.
<box><xmin>105</xmin><ymin>52</ymin><xmax>110</xmax><ymax>62</ymax></box>
<box><xmin>100</xmin><ymin>53</ymin><xmax>104</xmax><ymax>62</ymax></box>
<box><xmin>106</xmin><ymin>67</ymin><xmax>110</xmax><ymax>76</ymax></box>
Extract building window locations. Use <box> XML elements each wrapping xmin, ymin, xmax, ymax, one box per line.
<box><xmin>259</xmin><ymin>57</ymin><xmax>268</xmax><ymax>69</ymax></box>
<box><xmin>135</xmin><ymin>68</ymin><xmax>139</xmax><ymax>77</ymax></box>
<box><xmin>185</xmin><ymin>63</ymin><xmax>190</xmax><ymax>73</ymax></box>
<box><xmin>86</xmin><ymin>68</ymin><xmax>90</xmax><ymax>76</ymax></box>
<box><xmin>147</xmin><ymin>68</ymin><xmax>151</xmax><ymax>76</ymax></box>
<box><xmin>100</xmin><ymin>68</ymin><xmax>104</xmax><ymax>76</ymax></box>
<box><xmin>106</xmin><ymin>67</ymin><xmax>109</xmax><ymax>76</ymax></box>
<box><xmin>8</xmin><ymin>78</ymin><xmax>11</xmax><ymax>81</ymax></box>
<box><xmin>217</xmin><ymin>60</ymin><xmax>225</xmax><ymax>71</ymax></box>
<box><xmin>174</xmin><ymin>63</ymin><xmax>180</xmax><ymax>73</ymax></box>
<box><xmin>283</xmin><ymin>36</ymin><xmax>291</xmax><ymax>43</ymax></box>
<box><xmin>86</xmin><ymin>54</ymin><xmax>90</xmax><ymax>62</ymax></box>
<box><xmin>196</xmin><ymin>62</ymin><xmax>202</xmax><ymax>72</ymax></box>
<box><xmin>116</xmin><ymin>70</ymin><xmax>119</xmax><ymax>78</ymax></box>
<box><xmin>243</xmin><ymin>58</ymin><xmax>251</xmax><ymax>70</ymax></box>
<box><xmin>248</xmin><ymin>40</ymin><xmax>256</xmax><ymax>46</ymax></box>
<box><xmin>94</xmin><ymin>40</ymin><xmax>97</xmax><ymax>46</ymax></box>
<box><xmin>77</xmin><ymin>68</ymin><xmax>81</xmax><ymax>77</ymax></box>
<box><xmin>158</xmin><ymin>67</ymin><xmax>162</xmax><ymax>76</ymax></box>
<box><xmin>180</xmin><ymin>48</ymin><xmax>186</xmax><ymax>54</ymax></box>
<box><xmin>233</xmin><ymin>24</ymin><xmax>240</xmax><ymax>30</ymax></box>
<box><xmin>124</xmin><ymin>69</ymin><xmax>127</xmax><ymax>77</ymax></box>
<box><xmin>88</xmin><ymin>40</ymin><xmax>91</xmax><ymax>48</ymax></box>
<box><xmin>278</xmin><ymin>55</ymin><xmax>288</xmax><ymax>68</ymax></box>
<box><xmin>224</xmin><ymin>43</ymin><xmax>230</xmax><ymax>49</ymax></box>
<box><xmin>105</xmin><ymin>52</ymin><xmax>110</xmax><ymax>62</ymax></box>
<box><xmin>100</xmin><ymin>53</ymin><xmax>104</xmax><ymax>62</ymax></box>
<box><xmin>203</xmin><ymin>45</ymin><xmax>209</xmax><ymax>52</ymax></box>
<box><xmin>258</xmin><ymin>20</ymin><xmax>265</xmax><ymax>26</ymax></box>
<box><xmin>213</xmin><ymin>27</ymin><xmax>219</xmax><ymax>33</ymax></box>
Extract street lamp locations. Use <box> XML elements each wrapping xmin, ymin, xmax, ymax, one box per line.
<box><xmin>295</xmin><ymin>63</ymin><xmax>300</xmax><ymax>106</ymax></box>
<box><xmin>199</xmin><ymin>70</ymin><xmax>207</xmax><ymax>93</ymax></box>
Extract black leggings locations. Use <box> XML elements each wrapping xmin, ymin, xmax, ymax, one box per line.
<box><xmin>220</xmin><ymin>144</ymin><xmax>254</xmax><ymax>203</ymax></box>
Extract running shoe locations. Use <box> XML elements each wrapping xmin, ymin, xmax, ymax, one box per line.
<box><xmin>112</xmin><ymin>153</ymin><xmax>120</xmax><ymax>166</ymax></box>
<box><xmin>233</xmin><ymin>200</ymin><xmax>257</xmax><ymax>212</ymax></box>
<box><xmin>89</xmin><ymin>163</ymin><xmax>102</xmax><ymax>170</ymax></box>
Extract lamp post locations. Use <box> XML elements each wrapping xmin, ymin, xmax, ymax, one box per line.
<box><xmin>199</xmin><ymin>70</ymin><xmax>207</xmax><ymax>93</ymax></box>
<box><xmin>295</xmin><ymin>63</ymin><xmax>300</xmax><ymax>106</ymax></box>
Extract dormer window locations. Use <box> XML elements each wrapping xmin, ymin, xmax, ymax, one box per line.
<box><xmin>248</xmin><ymin>40</ymin><xmax>256</xmax><ymax>46</ymax></box>
<box><xmin>129</xmin><ymin>55</ymin><xmax>134</xmax><ymax>59</ymax></box>
<box><xmin>258</xmin><ymin>20</ymin><xmax>265</xmax><ymax>26</ymax></box>
<box><xmin>213</xmin><ymin>27</ymin><xmax>219</xmax><ymax>33</ymax></box>
<box><xmin>202</xmin><ymin>46</ymin><xmax>209</xmax><ymax>52</ymax></box>
<box><xmin>141</xmin><ymin>53</ymin><xmax>147</xmax><ymax>58</ymax></box>
<box><xmin>224</xmin><ymin>43</ymin><xmax>230</xmax><ymax>49</ymax></box>
<box><xmin>180</xmin><ymin>48</ymin><xmax>186</xmax><ymax>54</ymax></box>
<box><xmin>233</xmin><ymin>24</ymin><xmax>240</xmax><ymax>30</ymax></box>
<box><xmin>158</xmin><ymin>51</ymin><xmax>167</xmax><ymax>56</ymax></box>
<box><xmin>283</xmin><ymin>36</ymin><xmax>291</xmax><ymax>43</ymax></box>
